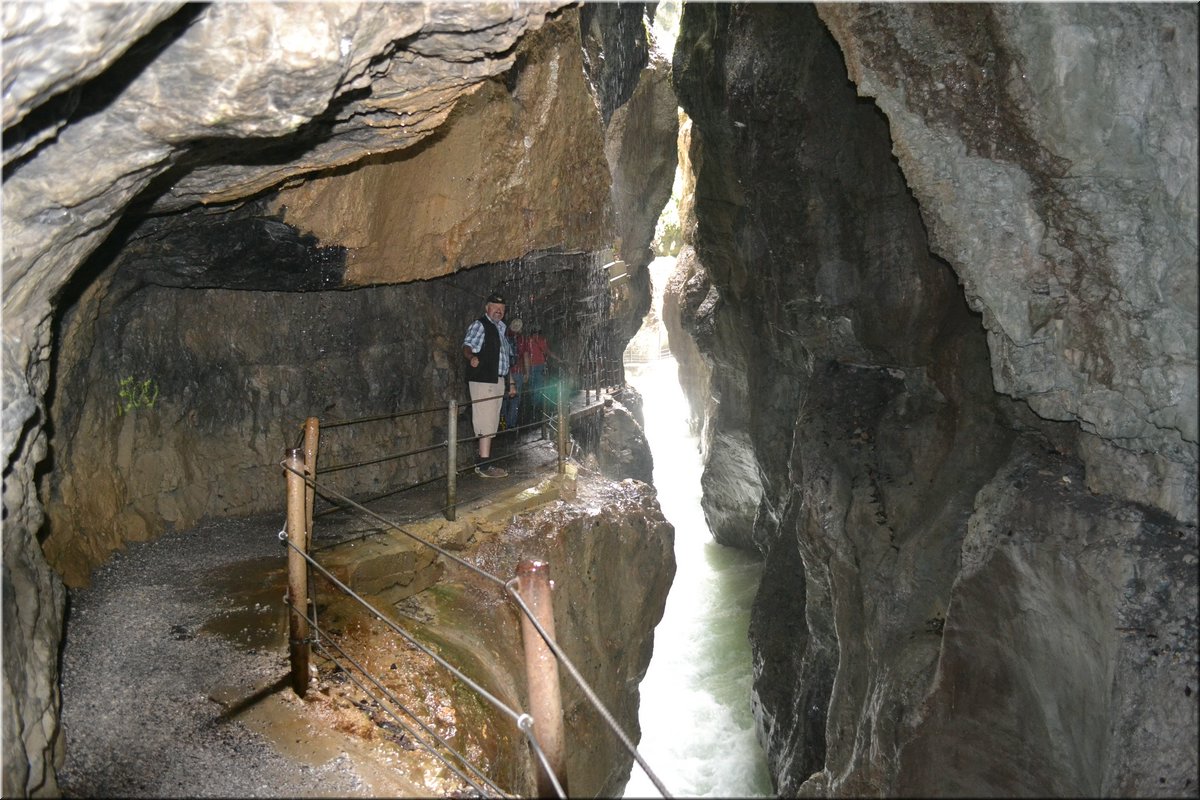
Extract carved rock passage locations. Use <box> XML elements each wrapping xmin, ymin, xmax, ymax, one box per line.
<box><xmin>3</xmin><ymin>2</ymin><xmax>565</xmax><ymax>320</ymax></box>
<box><xmin>3</xmin><ymin>3</ymin><xmax>680</xmax><ymax>796</ymax></box>
<box><xmin>672</xmin><ymin>3</ymin><xmax>1196</xmax><ymax>797</ymax></box>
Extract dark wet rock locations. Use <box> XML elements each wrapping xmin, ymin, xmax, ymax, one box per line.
<box><xmin>594</xmin><ymin>399</ymin><xmax>654</xmax><ymax>486</ymax></box>
<box><xmin>4</xmin><ymin>1</ymin><xmax>1195</xmax><ymax>797</ymax></box>
<box><xmin>457</xmin><ymin>476</ymin><xmax>675</xmax><ymax>797</ymax></box>
<box><xmin>672</xmin><ymin>3</ymin><xmax>1196</xmax><ymax>796</ymax></box>
<box><xmin>818</xmin><ymin>3</ymin><xmax>1198</xmax><ymax>523</ymax></box>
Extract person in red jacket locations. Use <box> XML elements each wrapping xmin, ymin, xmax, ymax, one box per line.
<box><xmin>518</xmin><ymin>324</ymin><xmax>553</xmax><ymax>419</ymax></box>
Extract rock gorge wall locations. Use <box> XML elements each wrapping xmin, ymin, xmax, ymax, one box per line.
<box><xmin>41</xmin><ymin>256</ymin><xmax>607</xmax><ymax>587</ymax></box>
<box><xmin>5</xmin><ymin>2</ymin><xmax>1196</xmax><ymax>797</ymax></box>
<box><xmin>441</xmin><ymin>475</ymin><xmax>675</xmax><ymax>797</ymax></box>
<box><xmin>670</xmin><ymin>3</ymin><xmax>1196</xmax><ymax>796</ymax></box>
<box><xmin>2</xmin><ymin>3</ymin><xmax>677</xmax><ymax>795</ymax></box>
<box><xmin>311</xmin><ymin>465</ymin><xmax>674</xmax><ymax>798</ymax></box>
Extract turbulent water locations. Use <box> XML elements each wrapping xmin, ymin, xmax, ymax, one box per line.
<box><xmin>622</xmin><ymin>354</ymin><xmax>773</xmax><ymax>798</ymax></box>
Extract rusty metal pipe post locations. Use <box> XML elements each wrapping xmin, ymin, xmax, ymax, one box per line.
<box><xmin>284</xmin><ymin>447</ymin><xmax>311</xmax><ymax>697</ymax></box>
<box><xmin>303</xmin><ymin>417</ymin><xmax>319</xmax><ymax>552</ymax></box>
<box><xmin>557</xmin><ymin>379</ymin><xmax>568</xmax><ymax>475</ymax></box>
<box><xmin>446</xmin><ymin>399</ymin><xmax>458</xmax><ymax>521</ymax></box>
<box><xmin>515</xmin><ymin>560</ymin><xmax>567</xmax><ymax>796</ymax></box>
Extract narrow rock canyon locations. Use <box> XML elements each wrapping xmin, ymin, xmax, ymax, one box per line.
<box><xmin>2</xmin><ymin>2</ymin><xmax>1195</xmax><ymax>797</ymax></box>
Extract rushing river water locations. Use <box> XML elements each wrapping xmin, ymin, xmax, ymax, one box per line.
<box><xmin>621</xmin><ymin>350</ymin><xmax>773</xmax><ymax>798</ymax></box>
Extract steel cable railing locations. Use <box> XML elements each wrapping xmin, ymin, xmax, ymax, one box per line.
<box><xmin>304</xmin><ymin>607</ymin><xmax>507</xmax><ymax>797</ymax></box>
<box><xmin>278</xmin><ymin>457</ymin><xmax>672</xmax><ymax>797</ymax></box>
<box><xmin>283</xmin><ymin>465</ymin><xmax>509</xmax><ymax>587</ymax></box>
<box><xmin>505</xmin><ymin>579</ymin><xmax>670</xmax><ymax>799</ymax></box>
<box><xmin>310</xmin><ymin>419</ymin><xmax>548</xmax><ymax>524</ymax></box>
<box><xmin>310</xmin><ymin>415</ymin><xmax>565</xmax><ymax>547</ymax></box>
<box><xmin>292</xmin><ymin>404</ymin><xmax>449</xmax><ymax>448</ymax></box>
<box><xmin>314</xmin><ymin>445</ymin><xmax>563</xmax><ymax>553</ymax></box>
<box><xmin>316</xmin><ymin>440</ymin><xmax>449</xmax><ymax>475</ymax></box>
<box><xmin>318</xmin><ymin>388</ymin><xmax>548</xmax><ymax>476</ymax></box>
<box><xmin>296</xmin><ymin>394</ymin><xmax>556</xmax><ymax>531</ymax></box>
<box><xmin>280</xmin><ymin>539</ymin><xmax>523</xmax><ymax>796</ymax></box>
<box><xmin>309</xmin><ymin>427</ymin><xmax>552</xmax><ymax>525</ymax></box>
<box><xmin>302</xmin><ymin>384</ymin><xmax>561</xmax><ymax>522</ymax></box>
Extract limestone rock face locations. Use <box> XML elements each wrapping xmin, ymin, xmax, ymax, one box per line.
<box><xmin>271</xmin><ymin>12</ymin><xmax>615</xmax><ymax>285</ymax></box>
<box><xmin>603</xmin><ymin>45</ymin><xmax>680</xmax><ymax>279</ymax></box>
<box><xmin>594</xmin><ymin>400</ymin><xmax>654</xmax><ymax>486</ymax></box>
<box><xmin>593</xmin><ymin>10</ymin><xmax>681</xmax><ymax>366</ymax></box>
<box><xmin>818</xmin><ymin>4</ymin><xmax>1198</xmax><ymax>524</ymax></box>
<box><xmin>672</xmin><ymin>3</ymin><xmax>1196</xmax><ymax>796</ymax></box>
<box><xmin>3</xmin><ymin>2</ymin><xmax>567</xmax><ymax>319</ymax></box>
<box><xmin>897</xmin><ymin>442</ymin><xmax>1197</xmax><ymax>797</ymax></box>
<box><xmin>328</xmin><ymin>471</ymin><xmax>673</xmax><ymax>796</ymax></box>
<box><xmin>661</xmin><ymin>244</ymin><xmax>714</xmax><ymax>447</ymax></box>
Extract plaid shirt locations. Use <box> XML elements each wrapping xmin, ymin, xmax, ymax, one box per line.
<box><xmin>463</xmin><ymin>318</ymin><xmax>513</xmax><ymax>376</ymax></box>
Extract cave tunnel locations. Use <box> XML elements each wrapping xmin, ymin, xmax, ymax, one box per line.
<box><xmin>2</xmin><ymin>2</ymin><xmax>1196</xmax><ymax>798</ymax></box>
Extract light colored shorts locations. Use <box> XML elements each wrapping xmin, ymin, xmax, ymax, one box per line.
<box><xmin>468</xmin><ymin>378</ymin><xmax>506</xmax><ymax>439</ymax></box>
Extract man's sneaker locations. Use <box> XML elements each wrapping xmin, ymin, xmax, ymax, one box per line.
<box><xmin>475</xmin><ymin>465</ymin><xmax>508</xmax><ymax>479</ymax></box>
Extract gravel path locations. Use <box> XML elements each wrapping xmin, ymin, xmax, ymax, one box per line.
<box><xmin>57</xmin><ymin>513</ymin><xmax>371</xmax><ymax>799</ymax></box>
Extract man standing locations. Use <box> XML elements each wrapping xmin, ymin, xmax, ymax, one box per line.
<box><xmin>462</xmin><ymin>292</ymin><xmax>518</xmax><ymax>478</ymax></box>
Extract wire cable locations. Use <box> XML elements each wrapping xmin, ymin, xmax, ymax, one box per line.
<box><xmin>282</xmin><ymin>535</ymin><xmax>521</xmax><ymax>721</ymax></box>
<box><xmin>506</xmin><ymin>578</ymin><xmax>672</xmax><ymax>798</ymax></box>
<box><xmin>279</xmin><ymin>383</ymin><xmax>665</xmax><ymax>797</ymax></box>
<box><xmin>295</xmin><ymin>605</ymin><xmax>507</xmax><ymax>797</ymax></box>
<box><xmin>282</xmin><ymin>461</ymin><xmax>509</xmax><ymax>589</ymax></box>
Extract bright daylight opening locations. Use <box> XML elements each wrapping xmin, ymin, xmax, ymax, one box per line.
<box><xmin>619</xmin><ymin>6</ymin><xmax>773</xmax><ymax>796</ymax></box>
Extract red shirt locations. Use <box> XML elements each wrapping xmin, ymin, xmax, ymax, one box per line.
<box><xmin>520</xmin><ymin>334</ymin><xmax>550</xmax><ymax>367</ymax></box>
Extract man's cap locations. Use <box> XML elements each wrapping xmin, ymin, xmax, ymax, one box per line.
<box><xmin>487</xmin><ymin>292</ymin><xmax>505</xmax><ymax>305</ymax></box>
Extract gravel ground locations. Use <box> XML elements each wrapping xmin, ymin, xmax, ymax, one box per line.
<box><xmin>57</xmin><ymin>513</ymin><xmax>372</xmax><ymax>799</ymax></box>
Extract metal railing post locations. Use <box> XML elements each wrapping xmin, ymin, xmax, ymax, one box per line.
<box><xmin>515</xmin><ymin>560</ymin><xmax>568</xmax><ymax>797</ymax></box>
<box><xmin>446</xmin><ymin>399</ymin><xmax>458</xmax><ymax>521</ymax></box>
<box><xmin>557</xmin><ymin>379</ymin><xmax>568</xmax><ymax>475</ymax></box>
<box><xmin>285</xmin><ymin>447</ymin><xmax>310</xmax><ymax>697</ymax></box>
<box><xmin>303</xmin><ymin>417</ymin><xmax>319</xmax><ymax>551</ymax></box>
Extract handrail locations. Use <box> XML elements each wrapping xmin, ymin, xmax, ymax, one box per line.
<box><xmin>278</xmin><ymin>428</ymin><xmax>671</xmax><ymax>797</ymax></box>
<box><xmin>295</xmin><ymin>598</ymin><xmax>507</xmax><ymax>797</ymax></box>
<box><xmin>507</xmin><ymin>578</ymin><xmax>671</xmax><ymax>799</ymax></box>
<box><xmin>279</xmin><ymin>536</ymin><xmax>544</xmax><ymax>797</ymax></box>
<box><xmin>283</xmin><ymin>460</ymin><xmax>507</xmax><ymax>587</ymax></box>
<box><xmin>299</xmin><ymin>380</ymin><xmax>613</xmax><ymax>527</ymax></box>
<box><xmin>310</xmin><ymin>423</ymin><xmax>554</xmax><ymax>525</ymax></box>
<box><xmin>320</xmin><ymin>404</ymin><xmax>447</xmax><ymax>428</ymax></box>
<box><xmin>292</xmin><ymin>386</ymin><xmax>538</xmax><ymax>449</ymax></box>
<box><xmin>317</xmin><ymin>440</ymin><xmax>448</xmax><ymax>474</ymax></box>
